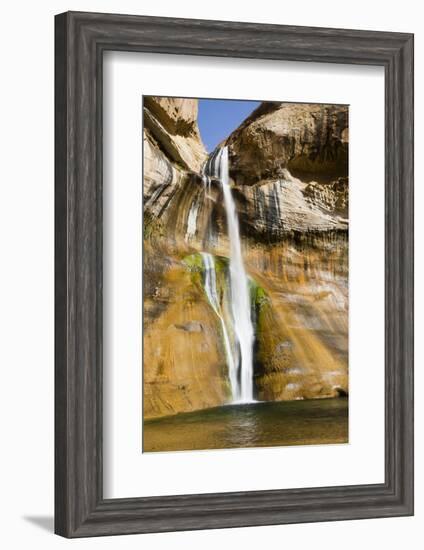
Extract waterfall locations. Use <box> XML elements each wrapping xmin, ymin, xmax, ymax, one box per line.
<box><xmin>218</xmin><ymin>147</ymin><xmax>255</xmax><ymax>402</ymax></box>
<box><xmin>185</xmin><ymin>199</ymin><xmax>200</xmax><ymax>242</ymax></box>
<box><xmin>203</xmin><ymin>147</ymin><xmax>255</xmax><ymax>403</ymax></box>
<box><xmin>201</xmin><ymin>252</ymin><xmax>238</xmax><ymax>398</ymax></box>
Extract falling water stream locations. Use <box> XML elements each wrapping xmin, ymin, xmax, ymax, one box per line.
<box><xmin>202</xmin><ymin>147</ymin><xmax>255</xmax><ymax>403</ymax></box>
<box><xmin>201</xmin><ymin>252</ymin><xmax>238</xmax><ymax>396</ymax></box>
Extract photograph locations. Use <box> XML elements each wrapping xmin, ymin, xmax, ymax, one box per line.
<box><xmin>0</xmin><ymin>1</ymin><xmax>416</xmax><ymax>545</ymax></box>
<box><xmin>142</xmin><ymin>96</ymin><xmax>349</xmax><ymax>452</ymax></box>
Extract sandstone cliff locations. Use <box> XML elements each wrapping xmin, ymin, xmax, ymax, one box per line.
<box><xmin>143</xmin><ymin>97</ymin><xmax>229</xmax><ymax>418</ymax></box>
<box><xmin>144</xmin><ymin>96</ymin><xmax>207</xmax><ymax>172</ymax></box>
<box><xmin>227</xmin><ymin>102</ymin><xmax>348</xmax><ymax>185</ymax></box>
<box><xmin>226</xmin><ymin>102</ymin><xmax>348</xmax><ymax>240</ymax></box>
<box><xmin>143</xmin><ymin>98</ymin><xmax>348</xmax><ymax>418</ymax></box>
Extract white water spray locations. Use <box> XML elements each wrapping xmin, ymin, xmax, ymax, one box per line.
<box><xmin>185</xmin><ymin>200</ymin><xmax>200</xmax><ymax>242</ymax></box>
<box><xmin>201</xmin><ymin>252</ymin><xmax>239</xmax><ymax>397</ymax></box>
<box><xmin>218</xmin><ymin>147</ymin><xmax>255</xmax><ymax>402</ymax></box>
<box><xmin>201</xmin><ymin>147</ymin><xmax>255</xmax><ymax>402</ymax></box>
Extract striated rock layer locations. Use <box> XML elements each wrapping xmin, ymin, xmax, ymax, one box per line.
<box><xmin>143</xmin><ymin>97</ymin><xmax>348</xmax><ymax>419</ymax></box>
<box><xmin>227</xmin><ymin>102</ymin><xmax>348</xmax><ymax>185</ymax></box>
<box><xmin>144</xmin><ymin>96</ymin><xmax>207</xmax><ymax>173</ymax></box>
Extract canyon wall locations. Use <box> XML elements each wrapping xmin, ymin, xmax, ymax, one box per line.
<box><xmin>143</xmin><ymin>97</ymin><xmax>348</xmax><ymax>419</ymax></box>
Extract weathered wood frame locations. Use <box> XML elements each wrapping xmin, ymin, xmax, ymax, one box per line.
<box><xmin>55</xmin><ymin>11</ymin><xmax>414</xmax><ymax>537</ymax></box>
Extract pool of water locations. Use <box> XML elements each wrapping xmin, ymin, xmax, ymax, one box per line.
<box><xmin>143</xmin><ymin>397</ymin><xmax>348</xmax><ymax>452</ymax></box>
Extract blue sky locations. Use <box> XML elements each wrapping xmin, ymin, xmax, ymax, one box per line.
<box><xmin>198</xmin><ymin>99</ymin><xmax>261</xmax><ymax>152</ymax></box>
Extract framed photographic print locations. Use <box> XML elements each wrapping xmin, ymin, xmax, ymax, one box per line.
<box><xmin>55</xmin><ymin>11</ymin><xmax>414</xmax><ymax>537</ymax></box>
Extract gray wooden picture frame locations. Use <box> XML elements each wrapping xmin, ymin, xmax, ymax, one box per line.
<box><xmin>55</xmin><ymin>11</ymin><xmax>414</xmax><ymax>538</ymax></box>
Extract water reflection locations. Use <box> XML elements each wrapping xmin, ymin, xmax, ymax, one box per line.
<box><xmin>144</xmin><ymin>397</ymin><xmax>348</xmax><ymax>453</ymax></box>
<box><xmin>221</xmin><ymin>404</ymin><xmax>260</xmax><ymax>447</ymax></box>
